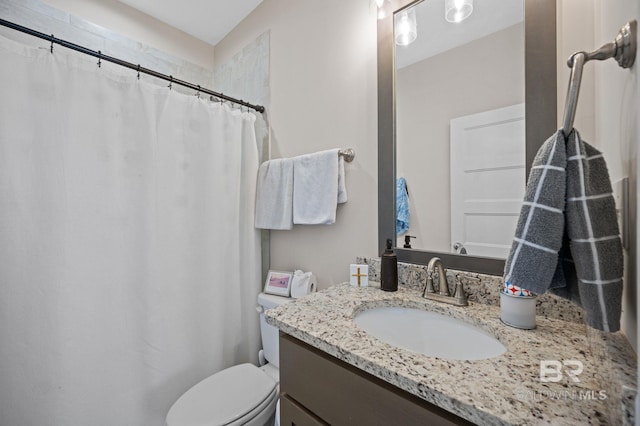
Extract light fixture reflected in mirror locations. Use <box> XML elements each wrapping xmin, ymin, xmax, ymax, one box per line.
<box><xmin>375</xmin><ymin>0</ymin><xmax>390</xmax><ymax>20</ymax></box>
<box><xmin>395</xmin><ymin>8</ymin><xmax>417</xmax><ymax>46</ymax></box>
<box><xmin>445</xmin><ymin>0</ymin><xmax>473</xmax><ymax>23</ymax></box>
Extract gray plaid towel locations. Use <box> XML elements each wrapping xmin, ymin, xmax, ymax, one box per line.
<box><xmin>504</xmin><ymin>129</ymin><xmax>623</xmax><ymax>332</ymax></box>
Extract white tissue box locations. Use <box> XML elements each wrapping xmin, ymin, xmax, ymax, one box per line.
<box><xmin>349</xmin><ymin>264</ymin><xmax>369</xmax><ymax>287</ymax></box>
<box><xmin>291</xmin><ymin>270</ymin><xmax>317</xmax><ymax>298</ymax></box>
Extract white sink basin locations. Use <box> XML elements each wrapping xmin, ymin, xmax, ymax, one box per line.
<box><xmin>354</xmin><ymin>307</ymin><xmax>506</xmax><ymax>360</ymax></box>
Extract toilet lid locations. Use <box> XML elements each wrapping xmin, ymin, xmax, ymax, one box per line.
<box><xmin>166</xmin><ymin>363</ymin><xmax>278</xmax><ymax>426</ymax></box>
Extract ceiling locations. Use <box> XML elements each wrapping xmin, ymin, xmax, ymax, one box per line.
<box><xmin>396</xmin><ymin>0</ymin><xmax>523</xmax><ymax>69</ymax></box>
<box><xmin>117</xmin><ymin>0</ymin><xmax>263</xmax><ymax>46</ymax></box>
<box><xmin>116</xmin><ymin>0</ymin><xmax>521</xmax><ymax>64</ymax></box>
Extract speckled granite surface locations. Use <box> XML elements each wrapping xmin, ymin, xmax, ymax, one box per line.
<box><xmin>266</xmin><ymin>283</ymin><xmax>636</xmax><ymax>426</ymax></box>
<box><xmin>357</xmin><ymin>257</ymin><xmax>586</xmax><ymax>323</ymax></box>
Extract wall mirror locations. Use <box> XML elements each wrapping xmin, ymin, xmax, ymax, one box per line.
<box><xmin>378</xmin><ymin>0</ymin><xmax>557</xmax><ymax>274</ymax></box>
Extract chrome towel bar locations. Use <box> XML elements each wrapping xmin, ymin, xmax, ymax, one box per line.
<box><xmin>562</xmin><ymin>20</ymin><xmax>637</xmax><ymax>136</ymax></box>
<box><xmin>338</xmin><ymin>148</ymin><xmax>355</xmax><ymax>163</ymax></box>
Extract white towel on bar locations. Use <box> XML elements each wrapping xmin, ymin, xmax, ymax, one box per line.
<box><xmin>293</xmin><ymin>149</ymin><xmax>347</xmax><ymax>225</ymax></box>
<box><xmin>254</xmin><ymin>158</ymin><xmax>294</xmax><ymax>230</ymax></box>
<box><xmin>338</xmin><ymin>154</ymin><xmax>348</xmax><ymax>204</ymax></box>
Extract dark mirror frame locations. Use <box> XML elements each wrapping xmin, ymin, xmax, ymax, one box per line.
<box><xmin>378</xmin><ymin>0</ymin><xmax>557</xmax><ymax>274</ymax></box>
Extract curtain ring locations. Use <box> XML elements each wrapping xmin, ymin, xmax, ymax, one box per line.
<box><xmin>136</xmin><ymin>64</ymin><xmax>141</xmax><ymax>80</ymax></box>
<box><xmin>97</xmin><ymin>51</ymin><xmax>102</xmax><ymax>68</ymax></box>
<box><xmin>50</xmin><ymin>35</ymin><xmax>54</xmax><ymax>54</ymax></box>
<box><xmin>196</xmin><ymin>85</ymin><xmax>201</xmax><ymax>98</ymax></box>
<box><xmin>168</xmin><ymin>75</ymin><xmax>173</xmax><ymax>90</ymax></box>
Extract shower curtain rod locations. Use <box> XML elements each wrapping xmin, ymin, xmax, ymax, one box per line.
<box><xmin>0</xmin><ymin>18</ymin><xmax>265</xmax><ymax>113</ymax></box>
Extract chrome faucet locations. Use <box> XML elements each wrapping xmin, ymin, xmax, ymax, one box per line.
<box><xmin>422</xmin><ymin>257</ymin><xmax>468</xmax><ymax>307</ymax></box>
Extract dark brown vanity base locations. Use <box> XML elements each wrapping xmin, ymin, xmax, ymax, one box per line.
<box><xmin>279</xmin><ymin>332</ymin><xmax>472</xmax><ymax>426</ymax></box>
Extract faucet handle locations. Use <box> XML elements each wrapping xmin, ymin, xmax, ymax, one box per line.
<box><xmin>454</xmin><ymin>282</ymin><xmax>468</xmax><ymax>306</ymax></box>
<box><xmin>423</xmin><ymin>270</ymin><xmax>435</xmax><ymax>296</ymax></box>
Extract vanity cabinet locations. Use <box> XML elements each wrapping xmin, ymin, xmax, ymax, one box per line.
<box><xmin>279</xmin><ymin>333</ymin><xmax>472</xmax><ymax>426</ymax></box>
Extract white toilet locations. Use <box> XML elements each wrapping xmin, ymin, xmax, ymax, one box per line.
<box><xmin>166</xmin><ymin>292</ymin><xmax>291</xmax><ymax>426</ymax></box>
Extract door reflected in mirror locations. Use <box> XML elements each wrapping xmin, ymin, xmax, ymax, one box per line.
<box><xmin>395</xmin><ymin>0</ymin><xmax>525</xmax><ymax>258</ymax></box>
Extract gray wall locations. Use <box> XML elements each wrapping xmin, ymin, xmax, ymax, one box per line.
<box><xmin>215</xmin><ymin>0</ymin><xmax>379</xmax><ymax>288</ymax></box>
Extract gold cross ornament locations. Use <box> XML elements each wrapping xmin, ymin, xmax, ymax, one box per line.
<box><xmin>350</xmin><ymin>264</ymin><xmax>369</xmax><ymax>287</ymax></box>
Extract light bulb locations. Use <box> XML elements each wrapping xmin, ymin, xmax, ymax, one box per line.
<box><xmin>395</xmin><ymin>8</ymin><xmax>417</xmax><ymax>46</ymax></box>
<box><xmin>445</xmin><ymin>0</ymin><xmax>473</xmax><ymax>23</ymax></box>
<box><xmin>376</xmin><ymin>0</ymin><xmax>390</xmax><ymax>20</ymax></box>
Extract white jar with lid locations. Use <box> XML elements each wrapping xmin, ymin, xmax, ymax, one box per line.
<box><xmin>500</xmin><ymin>290</ymin><xmax>536</xmax><ymax>329</ymax></box>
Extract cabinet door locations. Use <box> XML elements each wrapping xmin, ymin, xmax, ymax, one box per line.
<box><xmin>280</xmin><ymin>394</ymin><xmax>328</xmax><ymax>426</ymax></box>
<box><xmin>280</xmin><ymin>333</ymin><xmax>471</xmax><ymax>426</ymax></box>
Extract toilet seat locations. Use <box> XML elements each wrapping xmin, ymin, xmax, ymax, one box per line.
<box><xmin>166</xmin><ymin>363</ymin><xmax>278</xmax><ymax>426</ymax></box>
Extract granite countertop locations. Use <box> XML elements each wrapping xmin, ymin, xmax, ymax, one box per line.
<box><xmin>266</xmin><ymin>283</ymin><xmax>636</xmax><ymax>426</ymax></box>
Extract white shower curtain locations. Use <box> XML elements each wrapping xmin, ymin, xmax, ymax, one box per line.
<box><xmin>0</xmin><ymin>36</ymin><xmax>261</xmax><ymax>425</ymax></box>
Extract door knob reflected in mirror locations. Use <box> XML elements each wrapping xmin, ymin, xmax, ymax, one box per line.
<box><xmin>453</xmin><ymin>242</ymin><xmax>467</xmax><ymax>255</ymax></box>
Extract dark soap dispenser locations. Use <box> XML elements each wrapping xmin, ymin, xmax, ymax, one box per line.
<box><xmin>381</xmin><ymin>238</ymin><xmax>398</xmax><ymax>292</ymax></box>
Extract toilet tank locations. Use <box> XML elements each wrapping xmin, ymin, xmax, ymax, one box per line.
<box><xmin>257</xmin><ymin>293</ymin><xmax>292</xmax><ymax>368</ymax></box>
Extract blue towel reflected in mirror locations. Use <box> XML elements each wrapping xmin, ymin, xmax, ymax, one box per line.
<box><xmin>396</xmin><ymin>177</ymin><xmax>410</xmax><ymax>235</ymax></box>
